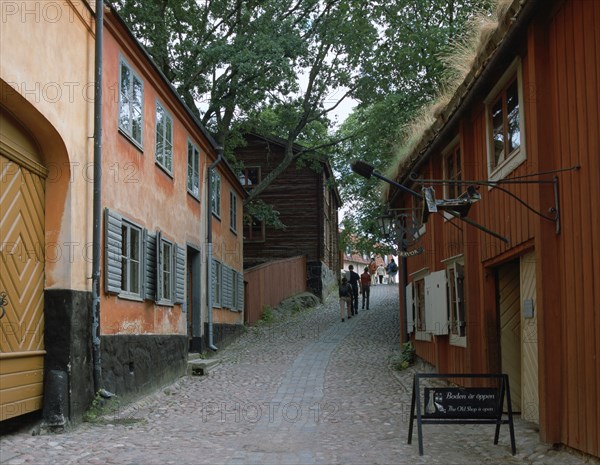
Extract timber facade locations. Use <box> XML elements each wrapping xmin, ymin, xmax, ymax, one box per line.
<box><xmin>390</xmin><ymin>0</ymin><xmax>599</xmax><ymax>458</ymax></box>
<box><xmin>236</xmin><ymin>133</ymin><xmax>341</xmax><ymax>298</ymax></box>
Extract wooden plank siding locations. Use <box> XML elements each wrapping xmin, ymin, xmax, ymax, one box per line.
<box><xmin>548</xmin><ymin>0</ymin><xmax>600</xmax><ymax>455</ymax></box>
<box><xmin>237</xmin><ymin>136</ymin><xmax>338</xmax><ymax>272</ymax></box>
<box><xmin>244</xmin><ymin>255</ymin><xmax>307</xmax><ymax>324</ymax></box>
<box><xmin>392</xmin><ymin>0</ymin><xmax>599</xmax><ymax>457</ymax></box>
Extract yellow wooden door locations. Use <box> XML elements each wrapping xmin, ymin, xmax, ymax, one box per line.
<box><xmin>498</xmin><ymin>260</ymin><xmax>521</xmax><ymax>411</ymax></box>
<box><xmin>520</xmin><ymin>251</ymin><xmax>539</xmax><ymax>424</ymax></box>
<box><xmin>0</xmin><ymin>152</ymin><xmax>46</xmax><ymax>421</ymax></box>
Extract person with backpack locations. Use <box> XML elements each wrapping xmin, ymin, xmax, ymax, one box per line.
<box><xmin>339</xmin><ymin>277</ymin><xmax>353</xmax><ymax>322</ymax></box>
<box><xmin>386</xmin><ymin>258</ymin><xmax>398</xmax><ymax>285</ymax></box>
<box><xmin>347</xmin><ymin>265</ymin><xmax>361</xmax><ymax>315</ymax></box>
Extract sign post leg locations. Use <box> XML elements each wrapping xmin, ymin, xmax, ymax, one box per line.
<box><xmin>407</xmin><ymin>376</ymin><xmax>416</xmax><ymax>444</ymax></box>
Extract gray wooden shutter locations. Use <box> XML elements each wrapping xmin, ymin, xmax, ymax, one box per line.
<box><xmin>144</xmin><ymin>230</ymin><xmax>157</xmax><ymax>301</ymax></box>
<box><xmin>156</xmin><ymin>231</ymin><xmax>162</xmax><ymax>302</ymax></box>
<box><xmin>237</xmin><ymin>271</ymin><xmax>244</xmax><ymax>312</ymax></box>
<box><xmin>211</xmin><ymin>259</ymin><xmax>217</xmax><ymax>305</ymax></box>
<box><xmin>104</xmin><ymin>208</ymin><xmax>122</xmax><ymax>294</ymax></box>
<box><xmin>224</xmin><ymin>266</ymin><xmax>233</xmax><ymax>308</ymax></box>
<box><xmin>174</xmin><ymin>244</ymin><xmax>185</xmax><ymax>304</ymax></box>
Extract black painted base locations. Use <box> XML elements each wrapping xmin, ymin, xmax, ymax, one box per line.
<box><xmin>100</xmin><ymin>334</ymin><xmax>187</xmax><ymax>402</ymax></box>
<box><xmin>44</xmin><ymin>289</ymin><xmax>94</xmax><ymax>422</ymax></box>
<box><xmin>203</xmin><ymin>323</ymin><xmax>244</xmax><ymax>351</ymax></box>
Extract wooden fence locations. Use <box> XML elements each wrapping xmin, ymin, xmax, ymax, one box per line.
<box><xmin>244</xmin><ymin>255</ymin><xmax>307</xmax><ymax>324</ymax></box>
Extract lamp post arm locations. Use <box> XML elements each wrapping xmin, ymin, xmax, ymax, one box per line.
<box><xmin>372</xmin><ymin>172</ymin><xmax>424</xmax><ymax>200</ymax></box>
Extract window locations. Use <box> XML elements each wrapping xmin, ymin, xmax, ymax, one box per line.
<box><xmin>187</xmin><ymin>141</ymin><xmax>200</xmax><ymax>198</ymax></box>
<box><xmin>211</xmin><ymin>171</ymin><xmax>221</xmax><ymax>217</ymax></box>
<box><xmin>239</xmin><ymin>167</ymin><xmax>260</xmax><ymax>190</ymax></box>
<box><xmin>232</xmin><ymin>270</ymin><xmax>239</xmax><ymax>310</ymax></box>
<box><xmin>230</xmin><ymin>191</ymin><xmax>238</xmax><ymax>233</ymax></box>
<box><xmin>120</xmin><ymin>221</ymin><xmax>142</xmax><ymax>296</ymax></box>
<box><xmin>485</xmin><ymin>59</ymin><xmax>526</xmax><ymax>181</ymax></box>
<box><xmin>159</xmin><ymin>239</ymin><xmax>173</xmax><ymax>302</ymax></box>
<box><xmin>155</xmin><ymin>101</ymin><xmax>173</xmax><ymax>173</ymax></box>
<box><xmin>118</xmin><ymin>58</ymin><xmax>143</xmax><ymax>146</ymax></box>
<box><xmin>414</xmin><ymin>278</ymin><xmax>426</xmax><ymax>333</ymax></box>
<box><xmin>447</xmin><ymin>261</ymin><xmax>466</xmax><ymax>346</ymax></box>
<box><xmin>244</xmin><ymin>217</ymin><xmax>265</xmax><ymax>242</ymax></box>
<box><xmin>444</xmin><ymin>142</ymin><xmax>462</xmax><ymax>199</ymax></box>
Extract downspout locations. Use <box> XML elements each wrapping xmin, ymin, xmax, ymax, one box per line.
<box><xmin>206</xmin><ymin>147</ymin><xmax>223</xmax><ymax>351</ymax></box>
<box><xmin>91</xmin><ymin>0</ymin><xmax>104</xmax><ymax>392</ymax></box>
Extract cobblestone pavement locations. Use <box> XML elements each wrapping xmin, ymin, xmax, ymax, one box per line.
<box><xmin>1</xmin><ymin>285</ymin><xmax>598</xmax><ymax>465</ymax></box>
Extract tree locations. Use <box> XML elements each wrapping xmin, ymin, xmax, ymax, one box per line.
<box><xmin>333</xmin><ymin>0</ymin><xmax>495</xmax><ymax>256</ymax></box>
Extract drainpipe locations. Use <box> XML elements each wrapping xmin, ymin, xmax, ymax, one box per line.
<box><xmin>206</xmin><ymin>147</ymin><xmax>223</xmax><ymax>351</ymax></box>
<box><xmin>90</xmin><ymin>0</ymin><xmax>104</xmax><ymax>393</ymax></box>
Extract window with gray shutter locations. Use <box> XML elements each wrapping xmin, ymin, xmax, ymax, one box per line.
<box><xmin>104</xmin><ymin>209</ymin><xmax>122</xmax><ymax>294</ymax></box>
<box><xmin>144</xmin><ymin>230</ymin><xmax>157</xmax><ymax>301</ymax></box>
<box><xmin>223</xmin><ymin>266</ymin><xmax>233</xmax><ymax>309</ymax></box>
<box><xmin>237</xmin><ymin>271</ymin><xmax>244</xmax><ymax>312</ymax></box>
<box><xmin>174</xmin><ymin>244</ymin><xmax>185</xmax><ymax>304</ymax></box>
<box><xmin>212</xmin><ymin>259</ymin><xmax>222</xmax><ymax>306</ymax></box>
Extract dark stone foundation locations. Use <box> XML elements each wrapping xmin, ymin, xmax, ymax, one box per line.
<box><xmin>44</xmin><ymin>289</ymin><xmax>94</xmax><ymax>421</ymax></box>
<box><xmin>100</xmin><ymin>334</ymin><xmax>187</xmax><ymax>402</ymax></box>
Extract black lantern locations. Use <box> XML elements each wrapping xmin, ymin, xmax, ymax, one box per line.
<box><xmin>377</xmin><ymin>213</ymin><xmax>395</xmax><ymax>239</ymax></box>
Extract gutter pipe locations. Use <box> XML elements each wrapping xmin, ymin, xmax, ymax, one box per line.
<box><xmin>206</xmin><ymin>147</ymin><xmax>223</xmax><ymax>351</ymax></box>
<box><xmin>91</xmin><ymin>0</ymin><xmax>104</xmax><ymax>392</ymax></box>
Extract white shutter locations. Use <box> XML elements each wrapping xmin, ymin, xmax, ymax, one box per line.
<box><xmin>405</xmin><ymin>282</ymin><xmax>414</xmax><ymax>333</ymax></box>
<box><xmin>425</xmin><ymin>270</ymin><xmax>448</xmax><ymax>335</ymax></box>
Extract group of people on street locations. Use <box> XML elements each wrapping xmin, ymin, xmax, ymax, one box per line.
<box><xmin>339</xmin><ymin>258</ymin><xmax>398</xmax><ymax>322</ymax></box>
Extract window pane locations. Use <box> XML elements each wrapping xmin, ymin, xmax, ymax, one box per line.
<box><xmin>130</xmin><ymin>261</ymin><xmax>139</xmax><ymax>293</ymax></box>
<box><xmin>130</xmin><ymin>228</ymin><xmax>140</xmax><ymax>261</ymax></box>
<box><xmin>491</xmin><ymin>97</ymin><xmax>504</xmax><ymax>167</ymax></box>
<box><xmin>506</xmin><ymin>80</ymin><xmax>520</xmax><ymax>153</ymax></box>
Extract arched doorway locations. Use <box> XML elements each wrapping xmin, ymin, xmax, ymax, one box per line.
<box><xmin>0</xmin><ymin>110</ymin><xmax>48</xmax><ymax>420</ymax></box>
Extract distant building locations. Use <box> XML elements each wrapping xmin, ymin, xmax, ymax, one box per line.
<box><xmin>235</xmin><ymin>133</ymin><xmax>341</xmax><ymax>298</ymax></box>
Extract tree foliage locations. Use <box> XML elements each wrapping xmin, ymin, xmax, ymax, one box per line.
<box><xmin>112</xmin><ymin>0</ymin><xmax>493</xmax><ymax>251</ymax></box>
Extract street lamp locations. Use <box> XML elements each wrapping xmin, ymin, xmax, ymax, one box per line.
<box><xmin>377</xmin><ymin>213</ymin><xmax>395</xmax><ymax>240</ymax></box>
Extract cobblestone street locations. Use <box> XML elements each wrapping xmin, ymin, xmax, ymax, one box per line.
<box><xmin>1</xmin><ymin>285</ymin><xmax>596</xmax><ymax>465</ymax></box>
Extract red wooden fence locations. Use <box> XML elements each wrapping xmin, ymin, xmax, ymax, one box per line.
<box><xmin>244</xmin><ymin>255</ymin><xmax>307</xmax><ymax>324</ymax></box>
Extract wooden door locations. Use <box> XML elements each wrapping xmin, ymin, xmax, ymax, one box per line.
<box><xmin>520</xmin><ymin>251</ymin><xmax>539</xmax><ymax>424</ymax></box>
<box><xmin>0</xmin><ymin>151</ymin><xmax>46</xmax><ymax>420</ymax></box>
<box><xmin>498</xmin><ymin>260</ymin><xmax>521</xmax><ymax>411</ymax></box>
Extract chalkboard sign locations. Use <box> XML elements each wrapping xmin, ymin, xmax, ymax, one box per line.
<box><xmin>407</xmin><ymin>373</ymin><xmax>515</xmax><ymax>456</ymax></box>
<box><xmin>423</xmin><ymin>387</ymin><xmax>500</xmax><ymax>419</ymax></box>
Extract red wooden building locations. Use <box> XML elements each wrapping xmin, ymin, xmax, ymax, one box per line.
<box><xmin>388</xmin><ymin>0</ymin><xmax>599</xmax><ymax>458</ymax></box>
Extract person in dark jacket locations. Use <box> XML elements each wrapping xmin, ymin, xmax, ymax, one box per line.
<box><xmin>347</xmin><ymin>265</ymin><xmax>360</xmax><ymax>315</ymax></box>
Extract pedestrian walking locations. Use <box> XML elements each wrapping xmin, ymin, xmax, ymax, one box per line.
<box><xmin>360</xmin><ymin>266</ymin><xmax>371</xmax><ymax>310</ymax></box>
<box><xmin>338</xmin><ymin>277</ymin><xmax>353</xmax><ymax>322</ymax></box>
<box><xmin>347</xmin><ymin>265</ymin><xmax>360</xmax><ymax>315</ymax></box>
<box><xmin>386</xmin><ymin>258</ymin><xmax>398</xmax><ymax>285</ymax></box>
<box><xmin>368</xmin><ymin>258</ymin><xmax>378</xmax><ymax>285</ymax></box>
<box><xmin>376</xmin><ymin>264</ymin><xmax>385</xmax><ymax>284</ymax></box>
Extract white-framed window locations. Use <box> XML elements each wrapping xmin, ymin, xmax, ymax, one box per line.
<box><xmin>230</xmin><ymin>191</ymin><xmax>238</xmax><ymax>234</ymax></box>
<box><xmin>118</xmin><ymin>56</ymin><xmax>144</xmax><ymax>147</ymax></box>
<box><xmin>446</xmin><ymin>258</ymin><xmax>466</xmax><ymax>347</ymax></box>
<box><xmin>485</xmin><ymin>58</ymin><xmax>526</xmax><ymax>182</ymax></box>
<box><xmin>414</xmin><ymin>277</ymin><xmax>429</xmax><ymax>341</ymax></box>
<box><xmin>187</xmin><ymin>141</ymin><xmax>200</xmax><ymax>198</ymax></box>
<box><xmin>155</xmin><ymin>101</ymin><xmax>173</xmax><ymax>174</ymax></box>
<box><xmin>120</xmin><ymin>220</ymin><xmax>142</xmax><ymax>297</ymax></box>
<box><xmin>211</xmin><ymin>171</ymin><xmax>221</xmax><ymax>218</ymax></box>
<box><xmin>159</xmin><ymin>238</ymin><xmax>173</xmax><ymax>303</ymax></box>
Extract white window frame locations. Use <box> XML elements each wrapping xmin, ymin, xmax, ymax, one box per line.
<box><xmin>158</xmin><ymin>237</ymin><xmax>174</xmax><ymax>304</ymax></box>
<box><xmin>120</xmin><ymin>220</ymin><xmax>143</xmax><ymax>299</ymax></box>
<box><xmin>410</xmin><ymin>268</ymin><xmax>431</xmax><ymax>341</ymax></box>
<box><xmin>118</xmin><ymin>56</ymin><xmax>144</xmax><ymax>148</ymax></box>
<box><xmin>485</xmin><ymin>58</ymin><xmax>527</xmax><ymax>183</ymax></box>
<box><xmin>230</xmin><ymin>190</ymin><xmax>238</xmax><ymax>234</ymax></box>
<box><xmin>155</xmin><ymin>100</ymin><xmax>173</xmax><ymax>174</ymax></box>
<box><xmin>444</xmin><ymin>255</ymin><xmax>467</xmax><ymax>347</ymax></box>
<box><xmin>211</xmin><ymin>171</ymin><xmax>221</xmax><ymax>218</ymax></box>
<box><xmin>187</xmin><ymin>140</ymin><xmax>200</xmax><ymax>199</ymax></box>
